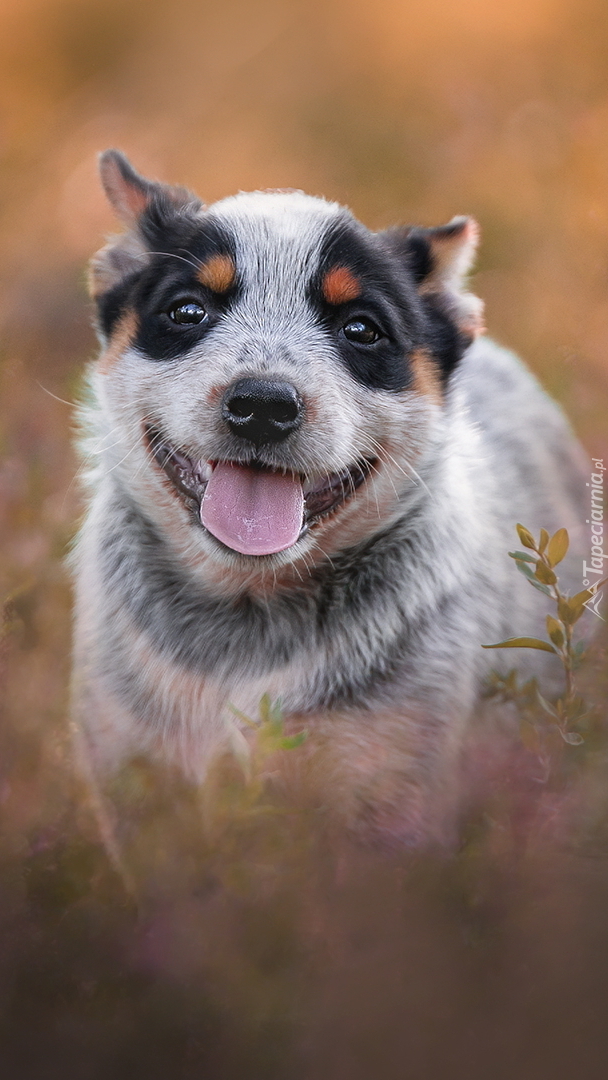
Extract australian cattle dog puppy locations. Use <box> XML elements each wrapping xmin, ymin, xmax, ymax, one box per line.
<box><xmin>71</xmin><ymin>150</ymin><xmax>587</xmax><ymax>845</ymax></box>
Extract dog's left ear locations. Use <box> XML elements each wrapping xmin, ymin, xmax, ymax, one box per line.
<box><xmin>382</xmin><ymin>216</ymin><xmax>484</xmax><ymax>340</ymax></box>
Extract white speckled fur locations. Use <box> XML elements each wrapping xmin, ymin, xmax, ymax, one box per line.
<box><xmin>71</xmin><ymin>158</ymin><xmax>588</xmax><ymax>845</ymax></box>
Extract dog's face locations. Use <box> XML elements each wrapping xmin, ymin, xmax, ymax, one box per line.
<box><xmin>88</xmin><ymin>151</ymin><xmax>483</xmax><ymax>583</ymax></box>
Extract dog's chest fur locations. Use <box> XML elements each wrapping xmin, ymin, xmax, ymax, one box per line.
<box><xmin>71</xmin><ymin>151</ymin><xmax>588</xmax><ymax>843</ymax></box>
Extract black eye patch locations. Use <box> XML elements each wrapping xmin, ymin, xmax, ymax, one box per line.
<box><xmin>129</xmin><ymin>267</ymin><xmax>227</xmax><ymax>361</ymax></box>
<box><xmin>95</xmin><ymin>213</ymin><xmax>239</xmax><ymax>359</ymax></box>
<box><xmin>329</xmin><ymin>302</ymin><xmax>412</xmax><ymax>391</ymax></box>
<box><xmin>311</xmin><ymin>216</ymin><xmax>426</xmax><ymax>391</ymax></box>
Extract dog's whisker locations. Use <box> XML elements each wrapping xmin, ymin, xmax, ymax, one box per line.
<box><xmin>364</xmin><ymin>435</ymin><xmax>430</xmax><ymax>496</ymax></box>
<box><xmin>37</xmin><ymin>381</ymin><xmax>76</xmax><ymax>407</ymax></box>
<box><xmin>88</xmin><ymin>432</ymin><xmax>130</xmax><ymax>455</ymax></box>
<box><xmin>104</xmin><ymin>441</ymin><xmax>142</xmax><ymax>475</ymax></box>
<box><xmin>62</xmin><ymin>425</ymin><xmax>133</xmax><ymax>511</ymax></box>
<box><xmin>361</xmin><ymin>446</ymin><xmax>400</xmax><ymax>501</ymax></box>
<box><xmin>134</xmin><ymin>250</ymin><xmax>203</xmax><ymax>274</ymax></box>
<box><xmin>364</xmin><ymin>460</ymin><xmax>383</xmax><ymax>520</ymax></box>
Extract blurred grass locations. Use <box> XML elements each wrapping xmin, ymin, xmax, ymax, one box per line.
<box><xmin>1</xmin><ymin>0</ymin><xmax>608</xmax><ymax>1075</ymax></box>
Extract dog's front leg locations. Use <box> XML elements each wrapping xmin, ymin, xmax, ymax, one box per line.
<box><xmin>276</xmin><ymin>702</ymin><xmax>466</xmax><ymax>849</ymax></box>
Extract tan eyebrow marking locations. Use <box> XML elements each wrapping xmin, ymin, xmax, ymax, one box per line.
<box><xmin>410</xmin><ymin>347</ymin><xmax>443</xmax><ymax>405</ymax></box>
<box><xmin>196</xmin><ymin>254</ymin><xmax>236</xmax><ymax>293</ymax></box>
<box><xmin>322</xmin><ymin>266</ymin><xmax>362</xmax><ymax>305</ymax></box>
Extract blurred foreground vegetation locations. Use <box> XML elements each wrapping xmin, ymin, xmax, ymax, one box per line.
<box><xmin>1</xmin><ymin>587</ymin><xmax>608</xmax><ymax>1077</ymax></box>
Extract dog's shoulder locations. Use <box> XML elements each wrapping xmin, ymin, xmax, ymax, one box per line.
<box><xmin>451</xmin><ymin>337</ymin><xmax>587</xmax><ymax>571</ymax></box>
<box><xmin>453</xmin><ymin>336</ymin><xmax>584</xmax><ymax>466</ymax></box>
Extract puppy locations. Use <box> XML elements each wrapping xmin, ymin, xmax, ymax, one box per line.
<box><xmin>71</xmin><ymin>150</ymin><xmax>587</xmax><ymax>844</ymax></box>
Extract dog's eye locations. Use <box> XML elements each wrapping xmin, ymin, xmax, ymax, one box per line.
<box><xmin>342</xmin><ymin>319</ymin><xmax>381</xmax><ymax>345</ymax></box>
<box><xmin>168</xmin><ymin>302</ymin><xmax>208</xmax><ymax>326</ymax></box>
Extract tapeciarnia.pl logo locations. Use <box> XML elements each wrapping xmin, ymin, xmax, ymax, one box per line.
<box><xmin>582</xmin><ymin>458</ymin><xmax>606</xmax><ymax>620</ymax></box>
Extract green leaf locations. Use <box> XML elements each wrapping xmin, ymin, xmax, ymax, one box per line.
<box><xmin>516</xmin><ymin>524</ymin><xmax>537</xmax><ymax>550</ymax></box>
<box><xmin>562</xmin><ymin>586</ymin><xmax>601</xmax><ymax>625</ymax></box>
<box><xmin>565</xmin><ymin>578</ymin><xmax>608</xmax><ymax>624</ymax></box>
<box><xmin>539</xmin><ymin>528</ymin><xmax>550</xmax><ymax>554</ymax></box>
<box><xmin>568</xmin><ymin>587</ymin><xmax>594</xmax><ymax>607</ymax></box>
<box><xmin>546</xmin><ymin>615</ymin><xmax>564</xmax><ymax>648</ymax></box>
<box><xmin>561</xmin><ymin>594</ymin><xmax>589</xmax><ymax>625</ymax></box>
<box><xmin>266</xmin><ymin>698</ymin><xmax>284</xmax><ymax>735</ymax></box>
<box><xmin>508</xmin><ymin>550</ymin><xmax>537</xmax><ymax>563</ymax></box>
<box><xmin>560</xmin><ymin>731</ymin><xmax>584</xmax><ymax>746</ymax></box>
<box><xmin>547</xmin><ymin>528</ymin><xmax>569</xmax><ymax>567</ymax></box>
<box><xmin>482</xmin><ymin>637</ymin><xmax>556</xmax><ymax>653</ymax></box>
<box><xmin>535</xmin><ymin>561</ymin><xmax>557</xmax><ymax>586</ymax></box>
<box><xmin>515</xmin><ymin>559</ymin><xmax>536</xmax><ymax>578</ymax></box>
<box><xmin>536</xmin><ymin>690</ymin><xmax>559</xmax><ymax>719</ymax></box>
<box><xmin>227</xmin><ymin>702</ymin><xmax>259</xmax><ymax>729</ymax></box>
<box><xmin>270</xmin><ymin>699</ymin><xmax>283</xmax><ymax>724</ymax></box>
<box><xmin>514</xmin><ymin>559</ymin><xmax>552</xmax><ymax>595</ymax></box>
<box><xmin>258</xmin><ymin>693</ymin><xmax>272</xmax><ymax>724</ymax></box>
<box><xmin>531</xmin><ymin>578</ymin><xmax>552</xmax><ymax>596</ymax></box>
<box><xmin>278</xmin><ymin>731</ymin><xmax>307</xmax><ymax>750</ymax></box>
<box><xmin>528</xmin><ymin>577</ymin><xmax>554</xmax><ymax>597</ymax></box>
<box><xmin>558</xmin><ymin>597</ymin><xmax>575</xmax><ymax>625</ymax></box>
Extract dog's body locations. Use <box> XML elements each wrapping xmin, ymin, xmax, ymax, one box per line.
<box><xmin>72</xmin><ymin>152</ymin><xmax>587</xmax><ymax>844</ymax></box>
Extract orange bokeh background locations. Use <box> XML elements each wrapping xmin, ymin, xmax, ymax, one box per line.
<box><xmin>3</xmin><ymin>0</ymin><xmax>608</xmax><ymax>599</ymax></box>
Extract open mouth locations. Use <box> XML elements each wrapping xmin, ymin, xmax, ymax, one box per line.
<box><xmin>145</xmin><ymin>425</ymin><xmax>375</xmax><ymax>556</ymax></box>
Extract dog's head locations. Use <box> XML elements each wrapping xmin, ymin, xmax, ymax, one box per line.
<box><xmin>88</xmin><ymin>150</ymin><xmax>483</xmax><ymax>582</ymax></box>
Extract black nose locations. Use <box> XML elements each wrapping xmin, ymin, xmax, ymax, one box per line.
<box><xmin>222</xmin><ymin>378</ymin><xmax>303</xmax><ymax>446</ymax></box>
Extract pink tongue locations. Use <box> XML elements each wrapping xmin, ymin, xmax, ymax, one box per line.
<box><xmin>201</xmin><ymin>462</ymin><xmax>304</xmax><ymax>555</ymax></box>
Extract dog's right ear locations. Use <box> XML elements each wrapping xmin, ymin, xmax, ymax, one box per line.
<box><xmin>89</xmin><ymin>150</ymin><xmax>201</xmax><ymax>302</ymax></box>
<box><xmin>98</xmin><ymin>149</ymin><xmax>200</xmax><ymax>228</ymax></box>
<box><xmin>98</xmin><ymin>149</ymin><xmax>159</xmax><ymax>226</ymax></box>
<box><xmin>89</xmin><ymin>150</ymin><xmax>159</xmax><ymax>301</ymax></box>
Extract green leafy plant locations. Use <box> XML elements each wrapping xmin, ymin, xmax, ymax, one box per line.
<box><xmin>483</xmin><ymin>524</ymin><xmax>606</xmax><ymax>749</ymax></box>
<box><xmin>230</xmin><ymin>693</ymin><xmax>306</xmax><ymax>746</ymax></box>
<box><xmin>229</xmin><ymin>693</ymin><xmax>307</xmax><ymax>767</ymax></box>
<box><xmin>194</xmin><ymin>694</ymin><xmax>309</xmax><ymax>830</ymax></box>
